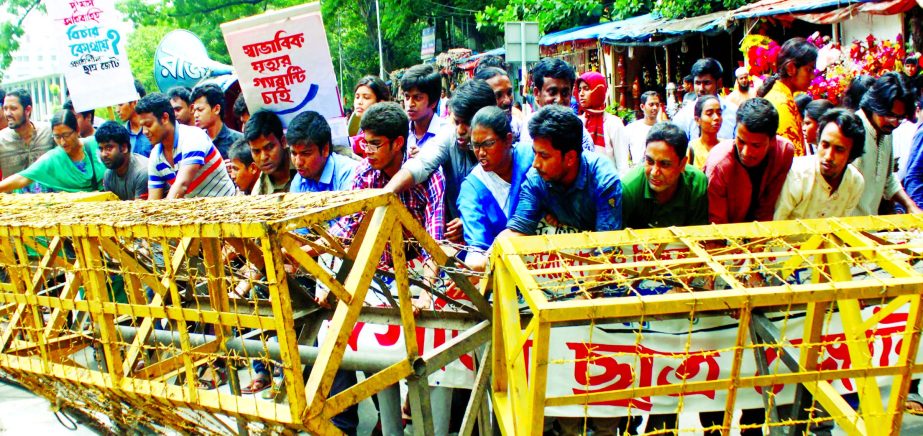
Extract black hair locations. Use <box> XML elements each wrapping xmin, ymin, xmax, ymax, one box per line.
<box><xmin>233</xmin><ymin>94</ymin><xmax>249</xmax><ymax>119</ymax></box>
<box><xmin>639</xmin><ymin>90</ymin><xmax>660</xmax><ymax>106</ymax></box>
<box><xmin>736</xmin><ymin>98</ymin><xmax>779</xmax><ymax>137</ymax></box>
<box><xmin>354</xmin><ymin>75</ymin><xmax>391</xmax><ymax>102</ymax></box>
<box><xmin>795</xmin><ymin>93</ymin><xmax>813</xmax><ymax>115</ymax></box>
<box><xmin>286</xmin><ymin>111</ymin><xmax>331</xmax><ymax>152</ymax></box>
<box><xmin>757</xmin><ymin>38</ymin><xmax>818</xmax><ymax>97</ymax></box>
<box><xmin>62</xmin><ymin>98</ymin><xmax>93</xmax><ymax>119</ymax></box>
<box><xmin>683</xmin><ymin>75</ymin><xmax>693</xmax><ymax>84</ymax></box>
<box><xmin>475</xmin><ymin>55</ymin><xmax>507</xmax><ymax>73</ymax></box>
<box><xmin>229</xmin><ymin>137</ymin><xmax>255</xmax><ymax>166</ymax></box>
<box><xmin>6</xmin><ymin>88</ymin><xmax>32</xmax><ymax>109</ymax></box>
<box><xmin>400</xmin><ymin>64</ymin><xmax>442</xmax><ymax>107</ymax></box>
<box><xmin>817</xmin><ymin>108</ymin><xmax>866</xmax><ymax>163</ymax></box>
<box><xmin>843</xmin><ymin>75</ymin><xmax>876</xmax><ymax>111</ymax></box>
<box><xmin>135</xmin><ymin>93</ymin><xmax>175</xmax><ymax>124</ymax></box>
<box><xmin>803</xmin><ymin>99</ymin><xmax>835</xmax><ymax>122</ymax></box>
<box><xmin>360</xmin><ymin>102</ymin><xmax>409</xmax><ymax>143</ymax></box>
<box><xmin>532</xmin><ymin>57</ymin><xmax>576</xmax><ymax>91</ymax></box>
<box><xmin>134</xmin><ymin>79</ymin><xmax>147</xmax><ymax>98</ymax></box>
<box><xmin>94</xmin><ymin>121</ymin><xmax>131</xmax><ymax>148</ymax></box>
<box><xmin>470</xmin><ymin>106</ymin><xmax>511</xmax><ymax>138</ymax></box>
<box><xmin>191</xmin><ymin>84</ymin><xmax>225</xmax><ymax>110</ymax></box>
<box><xmin>0</xmin><ymin>88</ymin><xmax>5</xmax><ymax>106</ymax></box>
<box><xmin>690</xmin><ymin>58</ymin><xmax>724</xmax><ymax>82</ymax></box>
<box><xmin>244</xmin><ymin>110</ymin><xmax>284</xmax><ymax>143</ymax></box>
<box><xmin>693</xmin><ymin>95</ymin><xmax>720</xmax><ymax>119</ymax></box>
<box><xmin>860</xmin><ymin>72</ymin><xmax>915</xmax><ymax>119</ymax></box>
<box><xmin>474</xmin><ymin>67</ymin><xmax>508</xmax><ymax>82</ymax></box>
<box><xmin>167</xmin><ymin>86</ymin><xmax>191</xmax><ymax>104</ymax></box>
<box><xmin>50</xmin><ymin>109</ymin><xmax>78</xmax><ymax>132</ymax></box>
<box><xmin>449</xmin><ymin>80</ymin><xmax>497</xmax><ymax>125</ymax></box>
<box><xmin>528</xmin><ymin>105</ymin><xmax>583</xmax><ymax>155</ymax></box>
<box><xmin>646</xmin><ymin>122</ymin><xmax>690</xmax><ymax>159</ymax></box>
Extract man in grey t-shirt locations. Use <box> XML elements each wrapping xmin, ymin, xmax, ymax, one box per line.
<box><xmin>96</xmin><ymin>121</ymin><xmax>149</xmax><ymax>200</ymax></box>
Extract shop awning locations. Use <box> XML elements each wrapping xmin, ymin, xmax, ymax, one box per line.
<box><xmin>539</xmin><ymin>14</ymin><xmax>658</xmax><ymax>47</ymax></box>
<box><xmin>740</xmin><ymin>0</ymin><xmax>923</xmax><ymax>24</ymax></box>
<box><xmin>456</xmin><ymin>48</ymin><xmax>505</xmax><ymax>70</ymax></box>
<box><xmin>600</xmin><ymin>10</ymin><xmax>734</xmax><ymax>46</ymax></box>
<box><xmin>732</xmin><ymin>0</ymin><xmax>872</xmax><ymax>20</ymax></box>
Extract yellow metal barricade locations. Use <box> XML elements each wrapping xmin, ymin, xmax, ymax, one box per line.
<box><xmin>489</xmin><ymin>215</ymin><xmax>923</xmax><ymax>435</ymax></box>
<box><xmin>0</xmin><ymin>191</ymin><xmax>491</xmax><ymax>435</ymax></box>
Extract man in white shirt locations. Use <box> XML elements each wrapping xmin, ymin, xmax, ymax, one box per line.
<box><xmin>775</xmin><ymin>109</ymin><xmax>866</xmax><ymax>220</ymax></box>
<box><xmin>624</xmin><ymin>91</ymin><xmax>661</xmax><ymax>169</ymax></box>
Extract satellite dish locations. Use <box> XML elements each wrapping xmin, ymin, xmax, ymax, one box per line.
<box><xmin>154</xmin><ymin>30</ymin><xmax>234</xmax><ymax>92</ymax></box>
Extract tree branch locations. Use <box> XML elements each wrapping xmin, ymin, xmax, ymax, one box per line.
<box><xmin>168</xmin><ymin>0</ymin><xmax>268</xmax><ymax>17</ymax></box>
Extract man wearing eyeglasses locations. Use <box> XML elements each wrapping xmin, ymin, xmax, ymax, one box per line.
<box><xmin>383</xmin><ymin>79</ymin><xmax>497</xmax><ymax>244</ymax></box>
<box><xmin>852</xmin><ymin>72</ymin><xmax>922</xmax><ymax>215</ymax></box>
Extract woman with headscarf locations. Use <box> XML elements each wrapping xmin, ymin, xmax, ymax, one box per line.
<box><xmin>575</xmin><ymin>71</ymin><xmax>629</xmax><ymax>173</ymax></box>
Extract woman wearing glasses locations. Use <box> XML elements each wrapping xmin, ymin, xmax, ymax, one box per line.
<box><xmin>0</xmin><ymin>109</ymin><xmax>105</xmax><ymax>193</ymax></box>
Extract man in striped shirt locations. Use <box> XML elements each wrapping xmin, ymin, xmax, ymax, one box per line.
<box><xmin>136</xmin><ymin>93</ymin><xmax>236</xmax><ymax>199</ymax></box>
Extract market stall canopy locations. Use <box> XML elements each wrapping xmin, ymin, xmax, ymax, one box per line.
<box><xmin>457</xmin><ymin>48</ymin><xmax>505</xmax><ymax>70</ymax></box>
<box><xmin>736</xmin><ymin>0</ymin><xmax>923</xmax><ymax>24</ymax></box>
<box><xmin>539</xmin><ymin>14</ymin><xmax>658</xmax><ymax>47</ymax></box>
<box><xmin>599</xmin><ymin>10</ymin><xmax>734</xmax><ymax>46</ymax></box>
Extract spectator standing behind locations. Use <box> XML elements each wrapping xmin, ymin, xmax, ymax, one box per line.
<box><xmin>520</xmin><ymin>57</ymin><xmax>595</xmax><ymax>151</ymax></box>
<box><xmin>672</xmin><ymin>59</ymin><xmax>738</xmax><ymax>140</ymax></box>
<box><xmin>0</xmin><ymin>109</ymin><xmax>105</xmax><ymax>193</ymax></box>
<box><xmin>350</xmin><ymin>75</ymin><xmax>390</xmax><ymax>157</ymax></box>
<box><xmin>576</xmin><ymin>71</ymin><xmax>628</xmax><ymax>172</ymax></box>
<box><xmin>893</xmin><ymin>96</ymin><xmax>923</xmax><ymax>179</ymax></box>
<box><xmin>758</xmin><ymin>37</ymin><xmax>819</xmax><ymax>156</ymax></box>
<box><xmin>192</xmin><ymin>84</ymin><xmax>243</xmax><ymax>159</ymax></box>
<box><xmin>500</xmin><ymin>105</ymin><xmax>623</xmax><ymax>238</ymax></box>
<box><xmin>0</xmin><ymin>88</ymin><xmax>6</xmax><ymax>131</ymax></box>
<box><xmin>842</xmin><ymin>75</ymin><xmax>875</xmax><ymax>111</ymax></box>
<box><xmin>853</xmin><ymin>72</ymin><xmax>922</xmax><ymax>215</ymax></box>
<box><xmin>167</xmin><ymin>86</ymin><xmax>194</xmax><ymax>126</ymax></box>
<box><xmin>726</xmin><ymin>67</ymin><xmax>755</xmax><ymax>108</ymax></box>
<box><xmin>775</xmin><ymin>109</ymin><xmax>865</xmax><ymax>220</ymax></box>
<box><xmin>688</xmin><ymin>95</ymin><xmax>724</xmax><ymax>170</ymax></box>
<box><xmin>0</xmin><ymin>88</ymin><xmax>55</xmax><ymax>184</ymax></box>
<box><xmin>681</xmin><ymin>75</ymin><xmax>696</xmax><ymax>107</ymax></box>
<box><xmin>473</xmin><ymin>67</ymin><xmax>522</xmax><ymax>141</ymax></box>
<box><xmin>622</xmin><ymin>122</ymin><xmax>708</xmax><ymax>229</ymax></box>
<box><xmin>384</xmin><ymin>80</ymin><xmax>497</xmax><ymax>244</ymax></box>
<box><xmin>233</xmin><ymin>94</ymin><xmax>250</xmax><ymax>127</ymax></box>
<box><xmin>624</xmin><ymin>91</ymin><xmax>661</xmax><ymax>168</ymax></box>
<box><xmin>136</xmin><ymin>93</ymin><xmax>236</xmax><ymax>199</ymax></box>
<box><xmin>244</xmin><ymin>110</ymin><xmax>295</xmax><ymax>195</ymax></box>
<box><xmin>456</xmin><ymin>106</ymin><xmax>534</xmax><ymax>272</ymax></box>
<box><xmin>401</xmin><ymin>64</ymin><xmax>444</xmax><ymax>150</ymax></box>
<box><xmin>97</xmin><ymin>121</ymin><xmax>149</xmax><ymax>200</ymax></box>
<box><xmin>801</xmin><ymin>99</ymin><xmax>835</xmax><ymax>155</ymax></box>
<box><xmin>706</xmin><ymin>98</ymin><xmax>795</xmax><ymax>224</ymax></box>
<box><xmin>115</xmin><ymin>80</ymin><xmax>152</xmax><ymax>157</ymax></box>
<box><xmin>228</xmin><ymin>139</ymin><xmax>259</xmax><ymax>194</ymax></box>
<box><xmin>63</xmin><ymin>99</ymin><xmax>96</xmax><ymax>138</ymax></box>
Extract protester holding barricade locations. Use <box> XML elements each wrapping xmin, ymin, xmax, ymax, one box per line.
<box><xmin>350</xmin><ymin>75</ymin><xmax>390</xmax><ymax>157</ymax></box>
<box><xmin>0</xmin><ymin>109</ymin><xmax>105</xmax><ymax>194</ymax></box>
<box><xmin>706</xmin><ymin>98</ymin><xmax>794</xmax><ymax>224</ymax></box>
<box><xmin>192</xmin><ymin>83</ymin><xmax>243</xmax><ymax>159</ymax></box>
<box><xmin>757</xmin><ymin>37</ymin><xmax>819</xmax><ymax>157</ymax></box>
<box><xmin>402</xmin><ymin>64</ymin><xmax>444</xmax><ymax>151</ymax></box>
<box><xmin>116</xmin><ymin>80</ymin><xmax>152</xmax><ymax>157</ymax></box>
<box><xmin>0</xmin><ymin>89</ymin><xmax>55</xmax><ymax>187</ymax></box>
<box><xmin>774</xmin><ymin>109</ymin><xmax>865</xmax><ymax>220</ymax></box>
<box><xmin>137</xmin><ymin>93</ymin><xmax>236</xmax><ymax>199</ymax></box>
<box><xmin>384</xmin><ymin>79</ymin><xmax>497</xmax><ymax>244</ymax></box>
<box><xmin>456</xmin><ymin>106</ymin><xmax>533</xmax><ymax>272</ymax></box>
<box><xmin>97</xmin><ymin>121</ymin><xmax>149</xmax><ymax>200</ymax></box>
<box><xmin>288</xmin><ymin>111</ymin><xmax>357</xmax><ymax>197</ymax></box>
<box><xmin>227</xmin><ymin>139</ymin><xmax>259</xmax><ymax>194</ymax></box>
<box><xmin>244</xmin><ymin>110</ymin><xmax>295</xmax><ymax>195</ymax></box>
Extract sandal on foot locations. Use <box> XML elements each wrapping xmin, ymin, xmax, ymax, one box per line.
<box><xmin>906</xmin><ymin>393</ymin><xmax>923</xmax><ymax>415</ymax></box>
<box><xmin>241</xmin><ymin>376</ymin><xmax>272</xmax><ymax>394</ymax></box>
<box><xmin>197</xmin><ymin>367</ymin><xmax>228</xmax><ymax>390</ymax></box>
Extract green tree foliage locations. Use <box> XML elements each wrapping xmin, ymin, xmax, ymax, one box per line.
<box><xmin>0</xmin><ymin>0</ymin><xmax>43</xmax><ymax>76</ymax></box>
<box><xmin>126</xmin><ymin>25</ymin><xmax>173</xmax><ymax>93</ymax></box>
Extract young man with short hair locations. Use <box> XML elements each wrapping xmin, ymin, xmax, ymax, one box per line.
<box><xmin>473</xmin><ymin>66</ymin><xmax>523</xmax><ymax>140</ymax></box>
<box><xmin>96</xmin><ymin>121</ymin><xmax>149</xmax><ymax>200</ymax></box>
<box><xmin>401</xmin><ymin>64</ymin><xmax>444</xmax><ymax>150</ymax></box>
<box><xmin>136</xmin><ymin>93</ymin><xmax>236</xmax><ymax>199</ymax></box>
<box><xmin>853</xmin><ymin>72</ymin><xmax>922</xmax><ymax>215</ymax></box>
<box><xmin>244</xmin><ymin>110</ymin><xmax>294</xmax><ymax>195</ymax></box>
<box><xmin>519</xmin><ymin>57</ymin><xmax>595</xmax><ymax>151</ymax></box>
<box><xmin>0</xmin><ymin>88</ymin><xmax>55</xmax><ymax>182</ymax></box>
<box><xmin>624</xmin><ymin>91</ymin><xmax>661</xmax><ymax>168</ymax></box>
<box><xmin>706</xmin><ymin>98</ymin><xmax>794</xmax><ymax>224</ymax></box>
<box><xmin>167</xmin><ymin>86</ymin><xmax>194</xmax><ymax>126</ymax></box>
<box><xmin>227</xmin><ymin>138</ymin><xmax>259</xmax><ymax>194</ymax></box>
<box><xmin>622</xmin><ymin>122</ymin><xmax>708</xmax><ymax>229</ymax></box>
<box><xmin>286</xmin><ymin>111</ymin><xmax>356</xmax><ymax>194</ymax></box>
<box><xmin>673</xmin><ymin>58</ymin><xmax>738</xmax><ymax>140</ymax></box>
<box><xmin>775</xmin><ymin>108</ymin><xmax>866</xmax><ymax>220</ymax></box>
<box><xmin>191</xmin><ymin>83</ymin><xmax>243</xmax><ymax>158</ymax></box>
<box><xmin>500</xmin><ymin>105</ymin><xmax>623</xmax><ymax>237</ymax></box>
<box><xmin>63</xmin><ymin>99</ymin><xmax>96</xmax><ymax>138</ymax></box>
<box><xmin>116</xmin><ymin>80</ymin><xmax>152</xmax><ymax>157</ymax></box>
